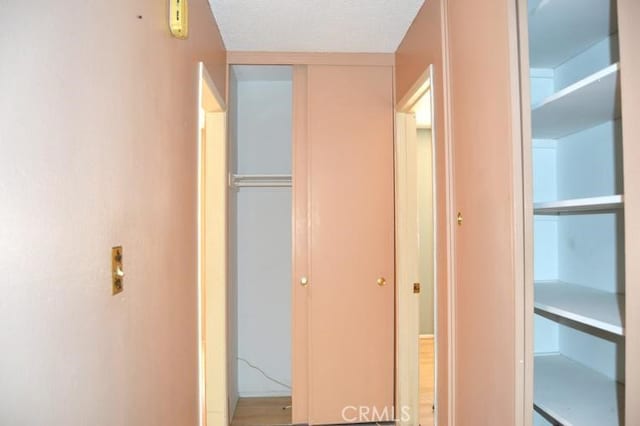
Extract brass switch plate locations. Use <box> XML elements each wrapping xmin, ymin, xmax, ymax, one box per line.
<box><xmin>112</xmin><ymin>246</ymin><xmax>124</xmax><ymax>295</ymax></box>
<box><xmin>413</xmin><ymin>282</ymin><xmax>421</xmax><ymax>294</ymax></box>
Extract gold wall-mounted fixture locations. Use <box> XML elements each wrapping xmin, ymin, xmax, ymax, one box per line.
<box><xmin>169</xmin><ymin>0</ymin><xmax>189</xmax><ymax>39</ymax></box>
<box><xmin>377</xmin><ymin>277</ymin><xmax>387</xmax><ymax>286</ymax></box>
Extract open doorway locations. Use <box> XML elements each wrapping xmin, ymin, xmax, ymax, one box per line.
<box><xmin>227</xmin><ymin>65</ymin><xmax>293</xmax><ymax>426</ymax></box>
<box><xmin>414</xmin><ymin>87</ymin><xmax>435</xmax><ymax>426</ymax></box>
<box><xmin>199</xmin><ymin>63</ymin><xmax>295</xmax><ymax>426</ymax></box>
<box><xmin>396</xmin><ymin>66</ymin><xmax>437</xmax><ymax>426</ymax></box>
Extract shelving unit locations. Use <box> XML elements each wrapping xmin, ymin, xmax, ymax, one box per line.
<box><xmin>526</xmin><ymin>0</ymin><xmax>626</xmax><ymax>424</ymax></box>
<box><xmin>534</xmin><ymin>195</ymin><xmax>623</xmax><ymax>215</ymax></box>
<box><xmin>535</xmin><ymin>281</ymin><xmax>624</xmax><ymax>336</ymax></box>
<box><xmin>534</xmin><ymin>355</ymin><xmax>624</xmax><ymax>426</ymax></box>
<box><xmin>532</xmin><ymin>64</ymin><xmax>621</xmax><ymax>139</ymax></box>
<box><xmin>528</xmin><ymin>0</ymin><xmax>618</xmax><ymax>68</ymax></box>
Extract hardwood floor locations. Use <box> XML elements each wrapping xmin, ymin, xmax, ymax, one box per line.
<box><xmin>230</xmin><ymin>396</ymin><xmax>292</xmax><ymax>426</ymax></box>
<box><xmin>230</xmin><ymin>338</ymin><xmax>434</xmax><ymax>425</ymax></box>
<box><xmin>420</xmin><ymin>336</ymin><xmax>435</xmax><ymax>426</ymax></box>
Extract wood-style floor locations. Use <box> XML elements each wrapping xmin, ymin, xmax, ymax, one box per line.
<box><xmin>420</xmin><ymin>336</ymin><xmax>435</xmax><ymax>426</ymax></box>
<box><xmin>230</xmin><ymin>337</ymin><xmax>435</xmax><ymax>425</ymax></box>
<box><xmin>230</xmin><ymin>396</ymin><xmax>292</xmax><ymax>426</ymax></box>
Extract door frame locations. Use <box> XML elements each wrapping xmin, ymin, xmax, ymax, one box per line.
<box><xmin>197</xmin><ymin>61</ymin><xmax>228</xmax><ymax>426</ymax></box>
<box><xmin>395</xmin><ymin>65</ymin><xmax>449</xmax><ymax>426</ymax></box>
<box><xmin>514</xmin><ymin>1</ymin><xmax>534</xmax><ymax>424</ymax></box>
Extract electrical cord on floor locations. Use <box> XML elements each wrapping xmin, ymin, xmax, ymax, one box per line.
<box><xmin>237</xmin><ymin>357</ymin><xmax>292</xmax><ymax>390</ymax></box>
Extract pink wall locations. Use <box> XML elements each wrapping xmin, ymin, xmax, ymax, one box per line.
<box><xmin>395</xmin><ymin>0</ymin><xmax>444</xmax><ymax>104</ymax></box>
<box><xmin>395</xmin><ymin>2</ymin><xmax>451</xmax><ymax>424</ymax></box>
<box><xmin>0</xmin><ymin>0</ymin><xmax>225</xmax><ymax>424</ymax></box>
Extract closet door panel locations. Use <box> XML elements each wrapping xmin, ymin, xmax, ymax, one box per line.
<box><xmin>305</xmin><ymin>65</ymin><xmax>395</xmax><ymax>424</ymax></box>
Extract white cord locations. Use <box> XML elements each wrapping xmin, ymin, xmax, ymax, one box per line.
<box><xmin>237</xmin><ymin>357</ymin><xmax>292</xmax><ymax>390</ymax></box>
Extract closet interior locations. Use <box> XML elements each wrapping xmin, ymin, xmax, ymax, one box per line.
<box><xmin>228</xmin><ymin>65</ymin><xmax>293</xmax><ymax>424</ymax></box>
<box><xmin>526</xmin><ymin>0</ymin><xmax>625</xmax><ymax>425</ymax></box>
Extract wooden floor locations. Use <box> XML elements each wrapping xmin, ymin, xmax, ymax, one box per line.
<box><xmin>230</xmin><ymin>396</ymin><xmax>292</xmax><ymax>426</ymax></box>
<box><xmin>230</xmin><ymin>338</ymin><xmax>434</xmax><ymax>425</ymax></box>
<box><xmin>420</xmin><ymin>336</ymin><xmax>435</xmax><ymax>426</ymax></box>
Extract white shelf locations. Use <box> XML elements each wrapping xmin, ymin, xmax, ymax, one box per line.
<box><xmin>535</xmin><ymin>281</ymin><xmax>624</xmax><ymax>335</ymax></box>
<box><xmin>528</xmin><ymin>0</ymin><xmax>617</xmax><ymax>68</ymax></box>
<box><xmin>534</xmin><ymin>195</ymin><xmax>623</xmax><ymax>215</ymax></box>
<box><xmin>532</xmin><ymin>64</ymin><xmax>621</xmax><ymax>139</ymax></box>
<box><xmin>535</xmin><ymin>354</ymin><xmax>624</xmax><ymax>426</ymax></box>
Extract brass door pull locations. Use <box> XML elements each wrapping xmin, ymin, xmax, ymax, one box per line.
<box><xmin>377</xmin><ymin>277</ymin><xmax>386</xmax><ymax>286</ymax></box>
<box><xmin>300</xmin><ymin>276</ymin><xmax>309</xmax><ymax>287</ymax></box>
<box><xmin>457</xmin><ymin>212</ymin><xmax>463</xmax><ymax>226</ymax></box>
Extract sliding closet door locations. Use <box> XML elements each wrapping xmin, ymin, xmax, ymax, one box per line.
<box><xmin>293</xmin><ymin>64</ymin><xmax>395</xmax><ymax>425</ymax></box>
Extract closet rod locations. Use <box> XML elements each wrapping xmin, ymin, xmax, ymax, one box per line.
<box><xmin>230</xmin><ymin>174</ymin><xmax>292</xmax><ymax>188</ymax></box>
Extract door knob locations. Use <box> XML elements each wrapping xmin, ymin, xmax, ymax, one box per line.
<box><xmin>377</xmin><ymin>277</ymin><xmax>386</xmax><ymax>286</ymax></box>
<box><xmin>300</xmin><ymin>276</ymin><xmax>309</xmax><ymax>287</ymax></box>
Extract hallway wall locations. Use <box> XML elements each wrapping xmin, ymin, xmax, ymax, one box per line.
<box><xmin>0</xmin><ymin>1</ymin><xmax>225</xmax><ymax>424</ymax></box>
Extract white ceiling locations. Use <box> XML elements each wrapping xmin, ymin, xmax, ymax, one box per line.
<box><xmin>207</xmin><ymin>0</ymin><xmax>425</xmax><ymax>53</ymax></box>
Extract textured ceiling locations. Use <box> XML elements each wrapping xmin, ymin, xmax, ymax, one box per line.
<box><xmin>208</xmin><ymin>0</ymin><xmax>425</xmax><ymax>53</ymax></box>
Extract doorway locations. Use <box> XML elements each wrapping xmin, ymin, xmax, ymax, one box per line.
<box><xmin>227</xmin><ymin>65</ymin><xmax>294</xmax><ymax>426</ymax></box>
<box><xmin>415</xmin><ymin>87</ymin><xmax>436</xmax><ymax>426</ymax></box>
<box><xmin>396</xmin><ymin>66</ymin><xmax>437</xmax><ymax>426</ymax></box>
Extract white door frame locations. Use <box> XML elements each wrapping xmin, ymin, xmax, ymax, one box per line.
<box><xmin>197</xmin><ymin>62</ymin><xmax>228</xmax><ymax>426</ymax></box>
<box><xmin>395</xmin><ymin>65</ymin><xmax>439</xmax><ymax>426</ymax></box>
